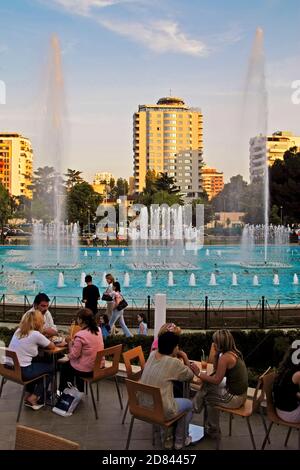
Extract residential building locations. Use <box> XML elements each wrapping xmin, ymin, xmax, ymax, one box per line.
<box><xmin>133</xmin><ymin>96</ymin><xmax>203</xmax><ymax>195</ymax></box>
<box><xmin>93</xmin><ymin>172</ymin><xmax>114</xmax><ymax>185</ymax></box>
<box><xmin>250</xmin><ymin>131</ymin><xmax>300</xmax><ymax>182</ymax></box>
<box><xmin>206</xmin><ymin>212</ymin><xmax>245</xmax><ymax>229</ymax></box>
<box><xmin>0</xmin><ymin>133</ymin><xmax>33</xmax><ymax>198</ymax></box>
<box><xmin>202</xmin><ymin>165</ymin><xmax>224</xmax><ymax>200</ymax></box>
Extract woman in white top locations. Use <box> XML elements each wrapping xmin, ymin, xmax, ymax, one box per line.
<box><xmin>9</xmin><ymin>310</ymin><xmax>55</xmax><ymax>409</ymax></box>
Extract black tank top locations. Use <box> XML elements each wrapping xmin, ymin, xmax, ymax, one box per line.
<box><xmin>273</xmin><ymin>370</ymin><xmax>299</xmax><ymax>412</ymax></box>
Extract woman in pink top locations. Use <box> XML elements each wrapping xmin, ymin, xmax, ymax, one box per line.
<box><xmin>59</xmin><ymin>308</ymin><xmax>104</xmax><ymax>392</ymax></box>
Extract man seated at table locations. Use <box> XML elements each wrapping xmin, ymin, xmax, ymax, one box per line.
<box><xmin>24</xmin><ymin>293</ymin><xmax>58</xmax><ymax>338</ymax></box>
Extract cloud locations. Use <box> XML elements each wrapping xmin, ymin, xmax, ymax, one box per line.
<box><xmin>52</xmin><ymin>0</ymin><xmax>132</xmax><ymax>15</ymax></box>
<box><xmin>99</xmin><ymin>18</ymin><xmax>209</xmax><ymax>56</ymax></box>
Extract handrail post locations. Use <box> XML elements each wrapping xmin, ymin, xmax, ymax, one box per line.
<box><xmin>204</xmin><ymin>296</ymin><xmax>208</xmax><ymax>329</ymax></box>
<box><xmin>261</xmin><ymin>296</ymin><xmax>265</xmax><ymax>329</ymax></box>
<box><xmin>147</xmin><ymin>295</ymin><xmax>151</xmax><ymax>328</ymax></box>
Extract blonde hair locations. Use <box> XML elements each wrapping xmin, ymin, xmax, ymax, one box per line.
<box><xmin>105</xmin><ymin>273</ymin><xmax>114</xmax><ymax>284</ymax></box>
<box><xmin>158</xmin><ymin>323</ymin><xmax>181</xmax><ymax>337</ymax></box>
<box><xmin>18</xmin><ymin>310</ymin><xmax>44</xmax><ymax>339</ymax></box>
<box><xmin>212</xmin><ymin>329</ymin><xmax>242</xmax><ymax>357</ymax></box>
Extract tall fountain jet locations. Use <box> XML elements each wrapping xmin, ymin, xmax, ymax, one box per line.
<box><xmin>242</xmin><ymin>27</ymin><xmax>269</xmax><ymax>263</ymax></box>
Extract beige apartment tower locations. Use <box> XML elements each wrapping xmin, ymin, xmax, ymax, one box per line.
<box><xmin>0</xmin><ymin>133</ymin><xmax>33</xmax><ymax>198</ymax></box>
<box><xmin>133</xmin><ymin>96</ymin><xmax>203</xmax><ymax>195</ymax></box>
<box><xmin>202</xmin><ymin>166</ymin><xmax>224</xmax><ymax>200</ymax></box>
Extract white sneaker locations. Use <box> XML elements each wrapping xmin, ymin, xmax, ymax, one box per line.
<box><xmin>174</xmin><ymin>435</ymin><xmax>192</xmax><ymax>450</ymax></box>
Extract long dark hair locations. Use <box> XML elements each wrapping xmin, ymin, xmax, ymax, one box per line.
<box><xmin>77</xmin><ymin>308</ymin><xmax>99</xmax><ymax>335</ymax></box>
<box><xmin>113</xmin><ymin>281</ymin><xmax>121</xmax><ymax>292</ymax></box>
<box><xmin>275</xmin><ymin>346</ymin><xmax>300</xmax><ymax>387</ymax></box>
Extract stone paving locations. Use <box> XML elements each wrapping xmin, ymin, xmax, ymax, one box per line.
<box><xmin>0</xmin><ymin>379</ymin><xmax>298</xmax><ymax>451</ymax></box>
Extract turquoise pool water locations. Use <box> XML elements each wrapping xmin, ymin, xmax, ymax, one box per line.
<box><xmin>0</xmin><ymin>245</ymin><xmax>299</xmax><ymax>306</ymax></box>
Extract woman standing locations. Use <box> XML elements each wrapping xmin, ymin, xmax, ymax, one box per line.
<box><xmin>273</xmin><ymin>346</ymin><xmax>300</xmax><ymax>423</ymax></box>
<box><xmin>9</xmin><ymin>310</ymin><xmax>55</xmax><ymax>409</ymax></box>
<box><xmin>109</xmin><ymin>281</ymin><xmax>132</xmax><ymax>337</ymax></box>
<box><xmin>59</xmin><ymin>308</ymin><xmax>104</xmax><ymax>392</ymax></box>
<box><xmin>193</xmin><ymin>329</ymin><xmax>248</xmax><ymax>438</ymax></box>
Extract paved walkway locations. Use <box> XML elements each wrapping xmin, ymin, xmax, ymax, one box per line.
<box><xmin>0</xmin><ymin>379</ymin><xmax>298</xmax><ymax>450</ymax></box>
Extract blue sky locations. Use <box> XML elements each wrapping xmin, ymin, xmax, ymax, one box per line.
<box><xmin>0</xmin><ymin>0</ymin><xmax>300</xmax><ymax>182</ymax></box>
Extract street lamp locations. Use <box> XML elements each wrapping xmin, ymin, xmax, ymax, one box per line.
<box><xmin>116</xmin><ymin>199</ymin><xmax>121</xmax><ymax>242</ymax></box>
<box><xmin>280</xmin><ymin>206</ymin><xmax>283</xmax><ymax>225</ymax></box>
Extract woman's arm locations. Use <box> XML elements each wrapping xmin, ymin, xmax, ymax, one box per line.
<box><xmin>198</xmin><ymin>354</ymin><xmax>229</xmax><ymax>385</ymax></box>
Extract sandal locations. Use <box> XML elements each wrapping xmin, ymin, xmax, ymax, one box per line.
<box><xmin>24</xmin><ymin>401</ymin><xmax>44</xmax><ymax>411</ymax></box>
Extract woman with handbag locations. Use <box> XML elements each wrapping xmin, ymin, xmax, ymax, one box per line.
<box><xmin>109</xmin><ymin>281</ymin><xmax>132</xmax><ymax>337</ymax></box>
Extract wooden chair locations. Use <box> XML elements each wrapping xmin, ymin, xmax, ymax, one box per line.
<box><xmin>261</xmin><ymin>371</ymin><xmax>300</xmax><ymax>450</ymax></box>
<box><xmin>15</xmin><ymin>424</ymin><xmax>79</xmax><ymax>450</ymax></box>
<box><xmin>125</xmin><ymin>378</ymin><xmax>187</xmax><ymax>450</ymax></box>
<box><xmin>122</xmin><ymin>346</ymin><xmax>146</xmax><ymax>424</ymax></box>
<box><xmin>214</xmin><ymin>367</ymin><xmax>272</xmax><ymax>450</ymax></box>
<box><xmin>81</xmin><ymin>344</ymin><xmax>123</xmax><ymax>419</ymax></box>
<box><xmin>0</xmin><ymin>348</ymin><xmax>48</xmax><ymax>422</ymax></box>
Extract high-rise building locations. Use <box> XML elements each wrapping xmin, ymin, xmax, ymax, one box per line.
<box><xmin>250</xmin><ymin>131</ymin><xmax>300</xmax><ymax>182</ymax></box>
<box><xmin>202</xmin><ymin>166</ymin><xmax>224</xmax><ymax>200</ymax></box>
<box><xmin>0</xmin><ymin>133</ymin><xmax>33</xmax><ymax>198</ymax></box>
<box><xmin>133</xmin><ymin>96</ymin><xmax>203</xmax><ymax>195</ymax></box>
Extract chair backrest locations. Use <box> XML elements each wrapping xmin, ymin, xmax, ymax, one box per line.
<box><xmin>93</xmin><ymin>344</ymin><xmax>123</xmax><ymax>380</ymax></box>
<box><xmin>125</xmin><ymin>378</ymin><xmax>166</xmax><ymax>425</ymax></box>
<box><xmin>261</xmin><ymin>371</ymin><xmax>279</xmax><ymax>421</ymax></box>
<box><xmin>123</xmin><ymin>346</ymin><xmax>145</xmax><ymax>380</ymax></box>
<box><xmin>0</xmin><ymin>347</ymin><xmax>22</xmax><ymax>383</ymax></box>
<box><xmin>15</xmin><ymin>425</ymin><xmax>79</xmax><ymax>450</ymax></box>
<box><xmin>252</xmin><ymin>366</ymin><xmax>272</xmax><ymax>413</ymax></box>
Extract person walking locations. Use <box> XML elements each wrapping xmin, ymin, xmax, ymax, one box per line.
<box><xmin>82</xmin><ymin>274</ymin><xmax>100</xmax><ymax>315</ymax></box>
<box><xmin>109</xmin><ymin>281</ymin><xmax>132</xmax><ymax>337</ymax></box>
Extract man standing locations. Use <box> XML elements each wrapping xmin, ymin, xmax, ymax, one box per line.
<box><xmin>82</xmin><ymin>274</ymin><xmax>100</xmax><ymax>315</ymax></box>
<box><xmin>24</xmin><ymin>292</ymin><xmax>58</xmax><ymax>337</ymax></box>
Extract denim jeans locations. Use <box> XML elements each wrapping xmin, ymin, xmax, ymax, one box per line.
<box><xmin>174</xmin><ymin>398</ymin><xmax>193</xmax><ymax>443</ymax></box>
<box><xmin>109</xmin><ymin>309</ymin><xmax>132</xmax><ymax>337</ymax></box>
<box><xmin>21</xmin><ymin>362</ymin><xmax>54</xmax><ymax>398</ymax></box>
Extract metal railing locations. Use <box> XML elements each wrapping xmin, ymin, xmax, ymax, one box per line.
<box><xmin>0</xmin><ymin>293</ymin><xmax>299</xmax><ymax>329</ymax></box>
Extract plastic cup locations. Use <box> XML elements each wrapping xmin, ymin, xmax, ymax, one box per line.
<box><xmin>201</xmin><ymin>360</ymin><xmax>208</xmax><ymax>373</ymax></box>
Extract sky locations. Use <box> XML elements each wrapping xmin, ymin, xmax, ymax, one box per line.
<box><xmin>0</xmin><ymin>0</ymin><xmax>300</xmax><ymax>183</ymax></box>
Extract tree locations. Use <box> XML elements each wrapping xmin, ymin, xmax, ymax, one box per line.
<box><xmin>155</xmin><ymin>172</ymin><xmax>181</xmax><ymax>194</ymax></box>
<box><xmin>30</xmin><ymin>166</ymin><xmax>63</xmax><ymax>223</ymax></box>
<box><xmin>138</xmin><ymin>170</ymin><xmax>184</xmax><ymax>206</ymax></box>
<box><xmin>0</xmin><ymin>183</ymin><xmax>14</xmax><ymax>243</ymax></box>
<box><xmin>270</xmin><ymin>147</ymin><xmax>300</xmax><ymax>223</ymax></box>
<box><xmin>211</xmin><ymin>175</ymin><xmax>248</xmax><ymax>212</ymax></box>
<box><xmin>66</xmin><ymin>181</ymin><xmax>102</xmax><ymax>228</ymax></box>
<box><xmin>116</xmin><ymin>178</ymin><xmax>129</xmax><ymax>197</ymax></box>
<box><xmin>65</xmin><ymin>169</ymin><xmax>83</xmax><ymax>190</ymax></box>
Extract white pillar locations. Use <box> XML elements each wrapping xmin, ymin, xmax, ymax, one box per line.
<box><xmin>154</xmin><ymin>293</ymin><xmax>166</xmax><ymax>337</ymax></box>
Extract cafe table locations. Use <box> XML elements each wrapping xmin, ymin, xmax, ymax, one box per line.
<box><xmin>45</xmin><ymin>344</ymin><xmax>68</xmax><ymax>405</ymax></box>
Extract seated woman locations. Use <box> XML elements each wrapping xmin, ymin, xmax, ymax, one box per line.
<box><xmin>193</xmin><ymin>329</ymin><xmax>248</xmax><ymax>438</ymax></box>
<box><xmin>59</xmin><ymin>308</ymin><xmax>104</xmax><ymax>393</ymax></box>
<box><xmin>9</xmin><ymin>310</ymin><xmax>55</xmax><ymax>409</ymax></box>
<box><xmin>273</xmin><ymin>345</ymin><xmax>300</xmax><ymax>423</ymax></box>
<box><xmin>140</xmin><ymin>331</ymin><xmax>200</xmax><ymax>450</ymax></box>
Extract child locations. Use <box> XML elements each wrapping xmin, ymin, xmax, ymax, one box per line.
<box><xmin>99</xmin><ymin>313</ymin><xmax>111</xmax><ymax>339</ymax></box>
<box><xmin>137</xmin><ymin>313</ymin><xmax>148</xmax><ymax>336</ymax></box>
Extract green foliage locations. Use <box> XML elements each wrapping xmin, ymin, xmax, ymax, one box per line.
<box><xmin>270</xmin><ymin>148</ymin><xmax>300</xmax><ymax>223</ymax></box>
<box><xmin>66</xmin><ymin>181</ymin><xmax>102</xmax><ymax>226</ymax></box>
<box><xmin>65</xmin><ymin>169</ymin><xmax>83</xmax><ymax>190</ymax></box>
<box><xmin>0</xmin><ymin>183</ymin><xmax>14</xmax><ymax>242</ymax></box>
<box><xmin>138</xmin><ymin>171</ymin><xmax>184</xmax><ymax>206</ymax></box>
<box><xmin>30</xmin><ymin>166</ymin><xmax>64</xmax><ymax>223</ymax></box>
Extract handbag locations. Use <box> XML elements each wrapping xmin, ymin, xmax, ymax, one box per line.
<box><xmin>102</xmin><ymin>293</ymin><xmax>113</xmax><ymax>301</ymax></box>
<box><xmin>116</xmin><ymin>298</ymin><xmax>128</xmax><ymax>311</ymax></box>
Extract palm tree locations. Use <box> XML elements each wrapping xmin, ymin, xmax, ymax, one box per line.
<box><xmin>65</xmin><ymin>169</ymin><xmax>83</xmax><ymax>190</ymax></box>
